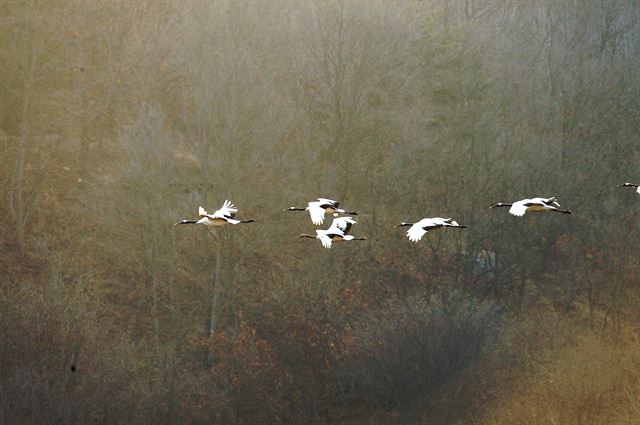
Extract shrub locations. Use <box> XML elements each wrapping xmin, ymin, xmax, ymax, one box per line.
<box><xmin>336</xmin><ymin>291</ymin><xmax>499</xmax><ymax>409</ymax></box>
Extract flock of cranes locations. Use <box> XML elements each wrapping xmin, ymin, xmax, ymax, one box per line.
<box><xmin>175</xmin><ymin>183</ymin><xmax>639</xmax><ymax>248</ymax></box>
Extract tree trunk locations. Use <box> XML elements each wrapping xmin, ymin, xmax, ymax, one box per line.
<box><xmin>150</xmin><ymin>239</ymin><xmax>162</xmax><ymax>368</ymax></box>
<box><xmin>209</xmin><ymin>235</ymin><xmax>224</xmax><ymax>338</ymax></box>
<box><xmin>12</xmin><ymin>10</ymin><xmax>39</xmax><ymax>255</ymax></box>
<box><xmin>14</xmin><ymin>92</ymin><xmax>30</xmax><ymax>254</ymax></box>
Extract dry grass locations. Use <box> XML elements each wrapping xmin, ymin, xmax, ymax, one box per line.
<box><xmin>368</xmin><ymin>306</ymin><xmax>640</xmax><ymax>425</ymax></box>
<box><xmin>481</xmin><ymin>321</ymin><xmax>640</xmax><ymax>425</ymax></box>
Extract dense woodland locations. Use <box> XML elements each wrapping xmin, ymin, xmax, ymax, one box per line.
<box><xmin>1</xmin><ymin>0</ymin><xmax>639</xmax><ymax>424</ymax></box>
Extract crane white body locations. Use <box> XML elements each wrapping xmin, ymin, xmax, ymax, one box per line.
<box><xmin>285</xmin><ymin>198</ymin><xmax>357</xmax><ymax>225</ymax></box>
<box><xmin>175</xmin><ymin>200</ymin><xmax>254</xmax><ymax>227</ymax></box>
<box><xmin>397</xmin><ymin>217</ymin><xmax>467</xmax><ymax>242</ymax></box>
<box><xmin>490</xmin><ymin>197</ymin><xmax>571</xmax><ymax>216</ymax></box>
<box><xmin>298</xmin><ymin>216</ymin><xmax>366</xmax><ymax>248</ymax></box>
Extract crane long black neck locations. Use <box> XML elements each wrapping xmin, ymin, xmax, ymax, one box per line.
<box><xmin>177</xmin><ymin>220</ymin><xmax>198</xmax><ymax>225</ymax></box>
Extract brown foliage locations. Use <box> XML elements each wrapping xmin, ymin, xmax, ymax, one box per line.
<box><xmin>1</xmin><ymin>1</ymin><xmax>639</xmax><ymax>424</ymax></box>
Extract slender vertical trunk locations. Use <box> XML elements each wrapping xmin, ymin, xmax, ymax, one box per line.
<box><xmin>13</xmin><ymin>14</ymin><xmax>38</xmax><ymax>255</ymax></box>
<box><xmin>563</xmin><ymin>244</ymin><xmax>577</xmax><ymax>313</ymax></box>
<box><xmin>15</xmin><ymin>92</ymin><xmax>30</xmax><ymax>254</ymax></box>
<box><xmin>150</xmin><ymin>239</ymin><xmax>162</xmax><ymax>367</ymax></box>
<box><xmin>517</xmin><ymin>263</ymin><xmax>527</xmax><ymax>313</ymax></box>
<box><xmin>492</xmin><ymin>248</ymin><xmax>501</xmax><ymax>301</ymax></box>
<box><xmin>587</xmin><ymin>276</ymin><xmax>597</xmax><ymax>329</ymax></box>
<box><xmin>167</xmin><ymin>231</ymin><xmax>182</xmax><ymax>425</ymax></box>
<box><xmin>225</xmin><ymin>232</ymin><xmax>237</xmax><ymax>332</ymax></box>
<box><xmin>79</xmin><ymin>121</ymin><xmax>90</xmax><ymax>176</ymax></box>
<box><xmin>77</xmin><ymin>58</ymin><xmax>90</xmax><ymax>175</ymax></box>
<box><xmin>545</xmin><ymin>3</ymin><xmax>555</xmax><ymax>103</ymax></box>
<box><xmin>207</xmin><ymin>233</ymin><xmax>224</xmax><ymax>372</ymax></box>
<box><xmin>209</xmin><ymin>236</ymin><xmax>224</xmax><ymax>337</ymax></box>
<box><xmin>516</xmin><ymin>218</ymin><xmax>527</xmax><ymax>312</ymax></box>
<box><xmin>330</xmin><ymin>0</ymin><xmax>345</xmax><ymax>192</ymax></box>
<box><xmin>210</xmin><ymin>235</ymin><xmax>231</xmax><ymax>425</ymax></box>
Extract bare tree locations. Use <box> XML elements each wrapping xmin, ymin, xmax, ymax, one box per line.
<box><xmin>2</xmin><ymin>1</ymin><xmax>49</xmax><ymax>253</ymax></box>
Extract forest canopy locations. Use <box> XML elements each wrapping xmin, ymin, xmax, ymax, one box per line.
<box><xmin>1</xmin><ymin>1</ymin><xmax>639</xmax><ymax>424</ymax></box>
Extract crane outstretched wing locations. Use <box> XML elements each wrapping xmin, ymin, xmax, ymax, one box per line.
<box><xmin>407</xmin><ymin>226</ymin><xmax>428</xmax><ymax>242</ymax></box>
<box><xmin>316</xmin><ymin>198</ymin><xmax>339</xmax><ymax>208</ymax></box>
<box><xmin>509</xmin><ymin>202</ymin><xmax>528</xmax><ymax>216</ymax></box>
<box><xmin>316</xmin><ymin>230</ymin><xmax>333</xmax><ymax>248</ymax></box>
<box><xmin>308</xmin><ymin>203</ymin><xmax>326</xmax><ymax>225</ymax></box>
<box><xmin>211</xmin><ymin>199</ymin><xmax>238</xmax><ymax>219</ymax></box>
<box><xmin>327</xmin><ymin>217</ymin><xmax>356</xmax><ymax>235</ymax></box>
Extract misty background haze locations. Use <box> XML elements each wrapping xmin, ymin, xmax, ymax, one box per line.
<box><xmin>1</xmin><ymin>1</ymin><xmax>639</xmax><ymax>424</ymax></box>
